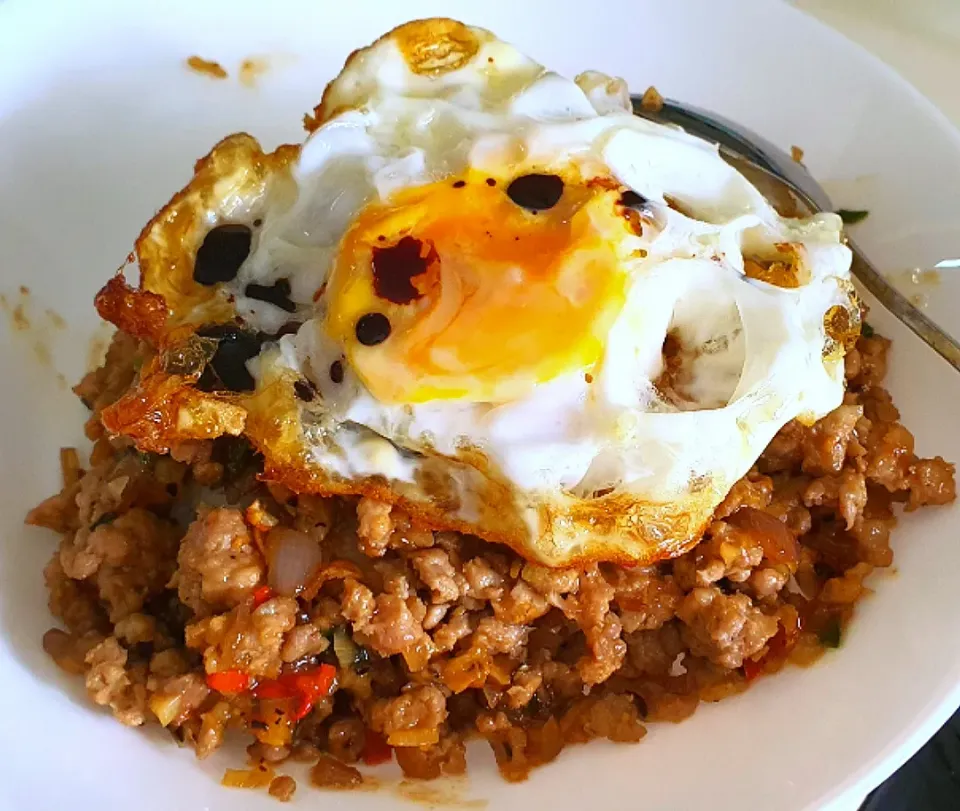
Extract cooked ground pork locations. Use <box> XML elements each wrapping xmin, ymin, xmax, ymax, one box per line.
<box><xmin>186</xmin><ymin>597</ymin><xmax>298</xmax><ymax>678</ymax></box>
<box><xmin>28</xmin><ymin>328</ymin><xmax>956</xmax><ymax>797</ymax></box>
<box><xmin>177</xmin><ymin>507</ymin><xmax>265</xmax><ymax>616</ymax></box>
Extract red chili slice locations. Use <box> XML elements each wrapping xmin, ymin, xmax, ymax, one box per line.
<box><xmin>206</xmin><ymin>669</ymin><xmax>253</xmax><ymax>694</ymax></box>
<box><xmin>252</xmin><ymin>585</ymin><xmax>275</xmax><ymax>608</ymax></box>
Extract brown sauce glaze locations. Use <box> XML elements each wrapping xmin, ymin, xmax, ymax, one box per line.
<box><xmin>371</xmin><ymin>236</ymin><xmax>437</xmax><ymax>305</ymax></box>
<box><xmin>506</xmin><ymin>174</ymin><xmax>564</xmax><ymax>211</ymax></box>
<box><xmin>194</xmin><ymin>225</ymin><xmax>252</xmax><ymax>286</ymax></box>
<box><xmin>244</xmin><ymin>278</ymin><xmax>296</xmax><ymax>312</ymax></box>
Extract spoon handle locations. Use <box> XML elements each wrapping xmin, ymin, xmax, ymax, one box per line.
<box><xmin>848</xmin><ymin>243</ymin><xmax>960</xmax><ymax>372</ymax></box>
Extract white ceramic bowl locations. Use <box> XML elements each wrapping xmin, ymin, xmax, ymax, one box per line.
<box><xmin>2</xmin><ymin>1</ymin><xmax>959</xmax><ymax>809</ymax></box>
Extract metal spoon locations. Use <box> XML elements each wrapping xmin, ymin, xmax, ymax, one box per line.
<box><xmin>631</xmin><ymin>95</ymin><xmax>960</xmax><ymax>372</ymax></box>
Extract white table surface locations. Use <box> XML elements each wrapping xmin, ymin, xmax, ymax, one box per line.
<box><xmin>797</xmin><ymin>0</ymin><xmax>960</xmax><ymax>125</ymax></box>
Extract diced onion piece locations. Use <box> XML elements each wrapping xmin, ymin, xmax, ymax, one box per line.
<box><xmin>266</xmin><ymin>527</ymin><xmax>324</xmax><ymax>596</ymax></box>
<box><xmin>487</xmin><ymin>656</ymin><xmax>514</xmax><ymax>686</ymax></box>
<box><xmin>440</xmin><ymin>649</ymin><xmax>487</xmax><ymax>693</ymax></box>
<box><xmin>60</xmin><ymin>447</ymin><xmax>81</xmax><ymax>489</ymax></box>
<box><xmin>105</xmin><ymin>476</ymin><xmax>129</xmax><ymax>501</ymax></box>
<box><xmin>245</xmin><ymin>499</ymin><xmax>279</xmax><ymax>532</ymax></box>
<box><xmin>222</xmin><ymin>765</ymin><xmax>275</xmax><ymax>788</ymax></box>
<box><xmin>149</xmin><ymin>693</ymin><xmax>184</xmax><ymax>727</ymax></box>
<box><xmin>253</xmin><ymin>699</ymin><xmax>295</xmax><ymax>747</ymax></box>
<box><xmin>401</xmin><ymin>636</ymin><xmax>434</xmax><ymax>672</ymax></box>
<box><xmin>333</xmin><ymin>628</ymin><xmax>358</xmax><ymax>671</ymax></box>
<box><xmin>386</xmin><ymin>728</ymin><xmax>440</xmax><ymax>747</ymax></box>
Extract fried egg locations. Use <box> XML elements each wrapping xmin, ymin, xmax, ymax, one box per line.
<box><xmin>97</xmin><ymin>18</ymin><xmax>859</xmax><ymax>566</ymax></box>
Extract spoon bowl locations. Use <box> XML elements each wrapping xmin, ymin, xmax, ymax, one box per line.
<box><xmin>632</xmin><ymin>94</ymin><xmax>960</xmax><ymax>372</ymax></box>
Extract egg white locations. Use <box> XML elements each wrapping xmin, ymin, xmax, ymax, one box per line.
<box><xmin>223</xmin><ymin>22</ymin><xmax>853</xmax><ymax>560</ymax></box>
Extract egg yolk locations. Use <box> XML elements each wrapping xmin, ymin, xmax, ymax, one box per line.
<box><xmin>324</xmin><ymin>172</ymin><xmax>637</xmax><ymax>404</ymax></box>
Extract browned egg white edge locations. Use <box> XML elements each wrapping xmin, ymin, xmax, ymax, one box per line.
<box><xmin>94</xmin><ymin>18</ymin><xmax>796</xmax><ymax>568</ymax></box>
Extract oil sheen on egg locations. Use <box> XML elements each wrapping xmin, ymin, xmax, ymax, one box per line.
<box><xmin>120</xmin><ymin>19</ymin><xmax>860</xmax><ymax>567</ymax></box>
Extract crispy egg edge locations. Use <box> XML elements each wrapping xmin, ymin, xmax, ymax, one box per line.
<box><xmin>94</xmin><ymin>19</ymin><xmax>750</xmax><ymax>567</ymax></box>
